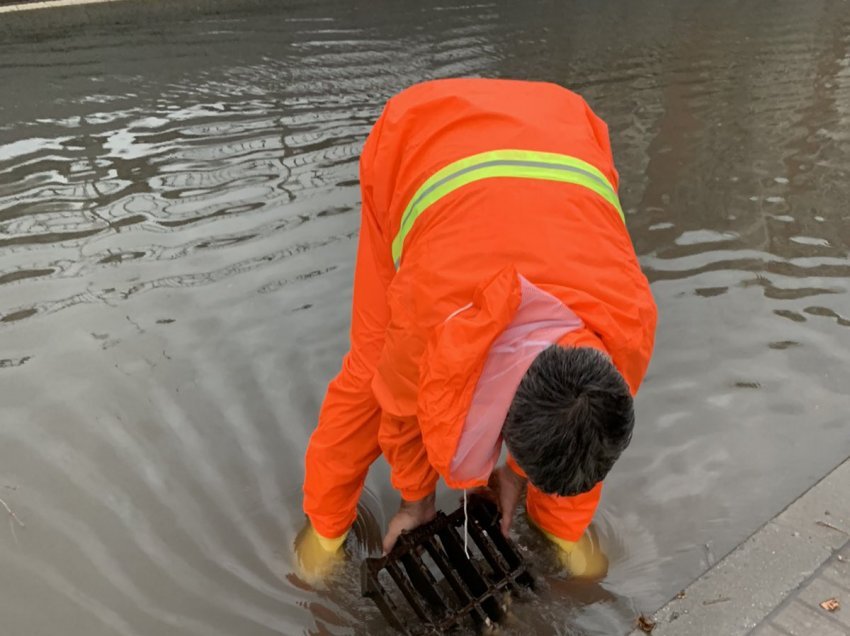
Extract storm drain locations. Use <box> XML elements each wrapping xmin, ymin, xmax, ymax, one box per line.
<box><xmin>361</xmin><ymin>494</ymin><xmax>534</xmax><ymax>634</ymax></box>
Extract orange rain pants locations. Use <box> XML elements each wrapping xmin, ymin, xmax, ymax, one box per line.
<box><xmin>303</xmin><ymin>79</ymin><xmax>657</xmax><ymax>541</ymax></box>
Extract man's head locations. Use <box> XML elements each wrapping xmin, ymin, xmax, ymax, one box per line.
<box><xmin>502</xmin><ymin>345</ymin><xmax>634</xmax><ymax>497</ymax></box>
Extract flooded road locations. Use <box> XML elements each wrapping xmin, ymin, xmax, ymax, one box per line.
<box><xmin>1</xmin><ymin>1</ymin><xmax>849</xmax><ymax>634</ymax></box>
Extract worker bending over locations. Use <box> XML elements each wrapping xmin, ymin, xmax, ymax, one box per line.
<box><xmin>297</xmin><ymin>78</ymin><xmax>657</xmax><ymax>579</ymax></box>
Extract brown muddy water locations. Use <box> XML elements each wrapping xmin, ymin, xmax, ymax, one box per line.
<box><xmin>0</xmin><ymin>1</ymin><xmax>849</xmax><ymax>634</ymax></box>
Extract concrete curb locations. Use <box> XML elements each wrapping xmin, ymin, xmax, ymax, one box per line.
<box><xmin>629</xmin><ymin>458</ymin><xmax>850</xmax><ymax>635</ymax></box>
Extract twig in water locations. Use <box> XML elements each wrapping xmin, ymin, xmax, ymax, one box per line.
<box><xmin>0</xmin><ymin>497</ymin><xmax>24</xmax><ymax>528</ymax></box>
<box><xmin>702</xmin><ymin>597</ymin><xmax>731</xmax><ymax>606</ymax></box>
<box><xmin>9</xmin><ymin>518</ymin><xmax>19</xmax><ymax>547</ymax></box>
<box><xmin>816</xmin><ymin>520</ymin><xmax>850</xmax><ymax>536</ymax></box>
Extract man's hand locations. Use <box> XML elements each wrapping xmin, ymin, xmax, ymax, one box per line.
<box><xmin>488</xmin><ymin>464</ymin><xmax>527</xmax><ymax>537</ymax></box>
<box><xmin>382</xmin><ymin>492</ymin><xmax>436</xmax><ymax>555</ymax></box>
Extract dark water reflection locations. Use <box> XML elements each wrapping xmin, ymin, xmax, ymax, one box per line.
<box><xmin>1</xmin><ymin>1</ymin><xmax>849</xmax><ymax>634</ymax></box>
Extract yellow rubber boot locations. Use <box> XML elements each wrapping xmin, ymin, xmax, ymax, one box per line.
<box><xmin>538</xmin><ymin>527</ymin><xmax>608</xmax><ymax>580</ymax></box>
<box><xmin>294</xmin><ymin>522</ymin><xmax>348</xmax><ymax>582</ymax></box>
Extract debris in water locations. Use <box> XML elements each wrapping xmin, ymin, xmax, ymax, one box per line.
<box><xmin>0</xmin><ymin>496</ymin><xmax>25</xmax><ymax>546</ymax></box>
<box><xmin>636</xmin><ymin>614</ymin><xmax>656</xmax><ymax>633</ymax></box>
<box><xmin>816</xmin><ymin>520</ymin><xmax>850</xmax><ymax>536</ymax></box>
<box><xmin>819</xmin><ymin>598</ymin><xmax>840</xmax><ymax>612</ymax></box>
<box><xmin>702</xmin><ymin>596</ymin><xmax>731</xmax><ymax>606</ymax></box>
<box><xmin>0</xmin><ymin>497</ymin><xmax>24</xmax><ymax>528</ymax></box>
<box><xmin>675</xmin><ymin>590</ymin><xmax>686</xmax><ymax>599</ymax></box>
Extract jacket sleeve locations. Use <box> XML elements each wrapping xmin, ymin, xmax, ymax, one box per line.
<box><xmin>378</xmin><ymin>413</ymin><xmax>439</xmax><ymax>501</ymax></box>
<box><xmin>302</xmin><ymin>115</ymin><xmax>395</xmax><ymax>539</ymax></box>
<box><xmin>506</xmin><ymin>454</ymin><xmax>602</xmax><ymax>542</ymax></box>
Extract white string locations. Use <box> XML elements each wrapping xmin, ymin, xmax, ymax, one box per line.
<box><xmin>463</xmin><ymin>489</ymin><xmax>469</xmax><ymax>558</ymax></box>
<box><xmin>444</xmin><ymin>301</ymin><xmax>473</xmax><ymax>323</ymax></box>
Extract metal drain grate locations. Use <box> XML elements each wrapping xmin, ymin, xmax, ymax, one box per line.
<box><xmin>361</xmin><ymin>493</ymin><xmax>534</xmax><ymax>635</ymax></box>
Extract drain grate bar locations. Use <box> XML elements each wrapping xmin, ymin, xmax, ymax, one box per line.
<box><xmin>386</xmin><ymin>560</ymin><xmax>433</xmax><ymax>623</ymax></box>
<box><xmin>361</xmin><ymin>493</ymin><xmax>533</xmax><ymax>634</ymax></box>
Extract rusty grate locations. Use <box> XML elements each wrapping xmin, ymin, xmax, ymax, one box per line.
<box><xmin>361</xmin><ymin>493</ymin><xmax>534</xmax><ymax>635</ymax></box>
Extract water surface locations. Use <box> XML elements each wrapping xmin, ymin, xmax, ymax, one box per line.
<box><xmin>1</xmin><ymin>1</ymin><xmax>849</xmax><ymax>634</ymax></box>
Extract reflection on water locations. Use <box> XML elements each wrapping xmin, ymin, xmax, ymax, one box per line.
<box><xmin>0</xmin><ymin>1</ymin><xmax>849</xmax><ymax>634</ymax></box>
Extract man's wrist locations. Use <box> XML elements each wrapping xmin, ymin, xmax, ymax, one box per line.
<box><xmin>504</xmin><ymin>464</ymin><xmax>527</xmax><ymax>488</ymax></box>
<box><xmin>505</xmin><ymin>454</ymin><xmax>528</xmax><ymax>480</ymax></box>
<box><xmin>400</xmin><ymin>490</ymin><xmax>436</xmax><ymax>507</ymax></box>
<box><xmin>399</xmin><ymin>488</ymin><xmax>436</xmax><ymax>504</ymax></box>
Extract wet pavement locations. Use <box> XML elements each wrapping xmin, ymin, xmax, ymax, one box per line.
<box><xmin>632</xmin><ymin>456</ymin><xmax>850</xmax><ymax>636</ymax></box>
<box><xmin>0</xmin><ymin>1</ymin><xmax>849</xmax><ymax>635</ymax></box>
<box><xmin>760</xmin><ymin>543</ymin><xmax>850</xmax><ymax>636</ymax></box>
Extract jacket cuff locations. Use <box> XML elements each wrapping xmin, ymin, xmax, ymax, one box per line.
<box><xmin>312</xmin><ymin>527</ymin><xmax>349</xmax><ymax>552</ymax></box>
<box><xmin>307</xmin><ymin>510</ymin><xmax>356</xmax><ymax>542</ymax></box>
<box><xmin>506</xmin><ymin>453</ymin><xmax>526</xmax><ymax>478</ymax></box>
<box><xmin>399</xmin><ymin>480</ymin><xmax>438</xmax><ymax>503</ymax></box>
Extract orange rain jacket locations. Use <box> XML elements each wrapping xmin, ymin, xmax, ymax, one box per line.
<box><xmin>303</xmin><ymin>79</ymin><xmax>657</xmax><ymax>542</ymax></box>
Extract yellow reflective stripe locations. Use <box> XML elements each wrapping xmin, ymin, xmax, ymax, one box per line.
<box><xmin>391</xmin><ymin>149</ymin><xmax>624</xmax><ymax>267</ymax></box>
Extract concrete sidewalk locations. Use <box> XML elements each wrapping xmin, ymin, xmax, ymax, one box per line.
<box><xmin>631</xmin><ymin>458</ymin><xmax>850</xmax><ymax>636</ymax></box>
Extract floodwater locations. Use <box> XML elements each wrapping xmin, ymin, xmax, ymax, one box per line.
<box><xmin>1</xmin><ymin>0</ymin><xmax>849</xmax><ymax>634</ymax></box>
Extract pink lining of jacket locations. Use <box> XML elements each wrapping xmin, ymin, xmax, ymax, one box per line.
<box><xmin>448</xmin><ymin>276</ymin><xmax>583</xmax><ymax>483</ymax></box>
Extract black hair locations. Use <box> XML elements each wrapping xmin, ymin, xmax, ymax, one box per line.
<box><xmin>502</xmin><ymin>345</ymin><xmax>634</xmax><ymax>497</ymax></box>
